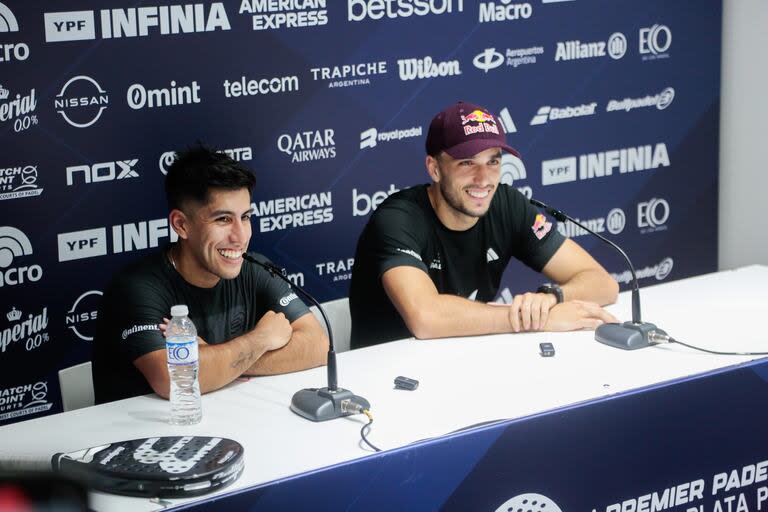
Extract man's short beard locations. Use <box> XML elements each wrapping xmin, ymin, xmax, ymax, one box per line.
<box><xmin>438</xmin><ymin>180</ymin><xmax>488</xmax><ymax>219</ymax></box>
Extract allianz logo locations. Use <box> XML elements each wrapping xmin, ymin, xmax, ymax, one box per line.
<box><xmin>557</xmin><ymin>208</ymin><xmax>626</xmax><ymax>238</ymax></box>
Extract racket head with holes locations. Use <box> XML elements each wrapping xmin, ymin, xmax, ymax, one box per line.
<box><xmin>52</xmin><ymin>436</ymin><xmax>245</xmax><ymax>498</ymax></box>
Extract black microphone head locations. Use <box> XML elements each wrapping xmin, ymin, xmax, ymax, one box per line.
<box><xmin>529</xmin><ymin>198</ymin><xmax>546</xmax><ymax>208</ymax></box>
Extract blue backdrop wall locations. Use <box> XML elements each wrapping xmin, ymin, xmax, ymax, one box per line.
<box><xmin>0</xmin><ymin>0</ymin><xmax>721</xmax><ymax>425</ymax></box>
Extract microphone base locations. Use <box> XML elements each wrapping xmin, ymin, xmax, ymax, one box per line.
<box><xmin>595</xmin><ymin>321</ymin><xmax>667</xmax><ymax>350</ymax></box>
<box><xmin>290</xmin><ymin>387</ymin><xmax>371</xmax><ymax>422</ymax></box>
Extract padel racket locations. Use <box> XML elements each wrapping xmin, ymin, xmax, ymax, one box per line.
<box><xmin>3</xmin><ymin>436</ymin><xmax>244</xmax><ymax>499</ymax></box>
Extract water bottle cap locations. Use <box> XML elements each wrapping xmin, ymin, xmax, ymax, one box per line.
<box><xmin>170</xmin><ymin>305</ymin><xmax>189</xmax><ymax>317</ymax></box>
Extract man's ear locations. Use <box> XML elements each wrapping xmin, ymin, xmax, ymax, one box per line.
<box><xmin>169</xmin><ymin>209</ymin><xmax>190</xmax><ymax>240</ymax></box>
<box><xmin>425</xmin><ymin>154</ymin><xmax>441</xmax><ymax>183</ymax></box>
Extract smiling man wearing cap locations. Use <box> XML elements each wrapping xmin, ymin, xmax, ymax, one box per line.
<box><xmin>349</xmin><ymin>101</ymin><xmax>619</xmax><ymax>349</ymax></box>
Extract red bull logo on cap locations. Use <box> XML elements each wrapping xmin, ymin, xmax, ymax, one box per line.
<box><xmin>532</xmin><ymin>213</ymin><xmax>552</xmax><ymax>240</ymax></box>
<box><xmin>461</xmin><ymin>109</ymin><xmax>500</xmax><ymax>136</ymax></box>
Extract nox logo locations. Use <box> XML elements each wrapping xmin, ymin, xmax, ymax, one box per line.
<box><xmin>65</xmin><ymin>290</ymin><xmax>102</xmax><ymax>341</ymax></box>
<box><xmin>0</xmin><ymin>2</ymin><xmax>19</xmax><ymax>32</ymax></box>
<box><xmin>473</xmin><ymin>48</ymin><xmax>504</xmax><ymax>73</ymax></box>
<box><xmin>54</xmin><ymin>76</ymin><xmax>109</xmax><ymax>128</ymax></box>
<box><xmin>640</xmin><ymin>24</ymin><xmax>671</xmax><ymax>57</ymax></box>
<box><xmin>0</xmin><ymin>226</ymin><xmax>43</xmax><ymax>287</ymax></box>
<box><xmin>637</xmin><ymin>197</ymin><xmax>669</xmax><ymax>233</ymax></box>
<box><xmin>66</xmin><ymin>159</ymin><xmax>139</xmax><ymax>186</ymax></box>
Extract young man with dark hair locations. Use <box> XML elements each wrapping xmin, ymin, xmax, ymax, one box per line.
<box><xmin>350</xmin><ymin>101</ymin><xmax>619</xmax><ymax>349</ymax></box>
<box><xmin>92</xmin><ymin>145</ymin><xmax>328</xmax><ymax>404</ymax></box>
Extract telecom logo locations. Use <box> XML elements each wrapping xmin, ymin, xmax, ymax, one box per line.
<box><xmin>223</xmin><ymin>75</ymin><xmax>299</xmax><ymax>97</ymax></box>
<box><xmin>0</xmin><ymin>227</ymin><xmax>43</xmax><ymax>288</ymax></box>
<box><xmin>612</xmin><ymin>257</ymin><xmax>673</xmax><ymax>284</ymax></box>
<box><xmin>0</xmin><ymin>381</ymin><xmax>53</xmax><ymax>422</ymax></box>
<box><xmin>397</xmin><ymin>56</ymin><xmax>461</xmax><ymax>81</ymax></box>
<box><xmin>530</xmin><ymin>102</ymin><xmax>597</xmax><ymax>125</ymax></box>
<box><xmin>639</xmin><ymin>24</ymin><xmax>671</xmax><ymax>60</ymax></box>
<box><xmin>0</xmin><ymin>3</ymin><xmax>29</xmax><ymax>63</ymax></box>
<box><xmin>606</xmin><ymin>87</ymin><xmax>675</xmax><ymax>113</ymax></box>
<box><xmin>348</xmin><ymin>0</ymin><xmax>464</xmax><ymax>21</ymax></box>
<box><xmin>159</xmin><ymin>147</ymin><xmax>251</xmax><ymax>175</ymax></box>
<box><xmin>474</xmin><ymin>48</ymin><xmax>504</xmax><ymax>73</ymax></box>
<box><xmin>127</xmin><ymin>80</ymin><xmax>200</xmax><ymax>110</ymax></box>
<box><xmin>239</xmin><ymin>0</ymin><xmax>327</xmax><ymax>31</ymax></box>
<box><xmin>311</xmin><ymin>62</ymin><xmax>387</xmax><ymax>89</ymax></box>
<box><xmin>252</xmin><ymin>192</ymin><xmax>334</xmax><ymax>232</ymax></box>
<box><xmin>353</xmin><ymin>184</ymin><xmax>400</xmax><ymax>217</ymax></box>
<box><xmin>0</xmin><ymin>84</ymin><xmax>38</xmax><ymax>134</ymax></box>
<box><xmin>0</xmin><ymin>165</ymin><xmax>43</xmax><ymax>201</ymax></box>
<box><xmin>360</xmin><ymin>126</ymin><xmax>422</xmax><ymax>150</ymax></box>
<box><xmin>55</xmin><ymin>76</ymin><xmax>108</xmax><ymax>128</ymax></box>
<box><xmin>316</xmin><ymin>258</ymin><xmax>354</xmax><ymax>283</ymax></box>
<box><xmin>557</xmin><ymin>207</ymin><xmax>626</xmax><ymax>238</ymax></box>
<box><xmin>637</xmin><ymin>197</ymin><xmax>669</xmax><ymax>234</ymax></box>
<box><xmin>66</xmin><ymin>160</ymin><xmax>139</xmax><ymax>186</ymax></box>
<box><xmin>0</xmin><ymin>2</ymin><xmax>19</xmax><ymax>32</ymax></box>
<box><xmin>277</xmin><ymin>129</ymin><xmax>336</xmax><ymax>163</ymax></box>
<box><xmin>476</xmin><ymin>47</ymin><xmax>543</xmax><ymax>72</ymax></box>
<box><xmin>2</xmin><ymin>306</ymin><xmax>49</xmax><ymax>356</ymax></box>
<box><xmin>478</xmin><ymin>2</ymin><xmax>532</xmax><ymax>23</ymax></box>
<box><xmin>57</xmin><ymin>218</ymin><xmax>179</xmax><ymax>262</ymax></box>
<box><xmin>555</xmin><ymin>32</ymin><xmax>626</xmax><ymax>61</ymax></box>
<box><xmin>541</xmin><ymin>142</ymin><xmax>670</xmax><ymax>185</ymax></box>
<box><xmin>65</xmin><ymin>290</ymin><xmax>103</xmax><ymax>341</ymax></box>
<box><xmin>44</xmin><ymin>3</ymin><xmax>230</xmax><ymax>42</ymax></box>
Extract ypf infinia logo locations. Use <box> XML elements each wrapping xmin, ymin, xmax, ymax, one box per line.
<box><xmin>0</xmin><ymin>226</ymin><xmax>43</xmax><ymax>288</ymax></box>
<box><xmin>66</xmin><ymin>290</ymin><xmax>103</xmax><ymax>341</ymax></box>
<box><xmin>0</xmin><ymin>2</ymin><xmax>19</xmax><ymax>32</ymax></box>
<box><xmin>54</xmin><ymin>76</ymin><xmax>109</xmax><ymax>128</ymax></box>
<box><xmin>473</xmin><ymin>48</ymin><xmax>504</xmax><ymax>73</ymax></box>
<box><xmin>494</xmin><ymin>493</ymin><xmax>562</xmax><ymax>512</ymax></box>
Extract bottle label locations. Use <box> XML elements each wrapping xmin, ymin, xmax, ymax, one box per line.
<box><xmin>166</xmin><ymin>338</ymin><xmax>198</xmax><ymax>365</ymax></box>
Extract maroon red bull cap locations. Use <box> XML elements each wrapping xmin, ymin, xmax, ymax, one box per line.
<box><xmin>425</xmin><ymin>101</ymin><xmax>520</xmax><ymax>159</ymax></box>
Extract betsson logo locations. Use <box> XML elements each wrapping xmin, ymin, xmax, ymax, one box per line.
<box><xmin>353</xmin><ymin>184</ymin><xmax>399</xmax><ymax>217</ymax></box>
<box><xmin>239</xmin><ymin>0</ymin><xmax>327</xmax><ymax>30</ymax></box>
<box><xmin>348</xmin><ymin>0</ymin><xmax>464</xmax><ymax>21</ymax></box>
<box><xmin>43</xmin><ymin>3</ymin><xmax>230</xmax><ymax>42</ymax></box>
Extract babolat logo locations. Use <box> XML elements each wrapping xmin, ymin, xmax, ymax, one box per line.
<box><xmin>353</xmin><ymin>184</ymin><xmax>400</xmax><ymax>217</ymax></box>
<box><xmin>43</xmin><ymin>3</ymin><xmax>230</xmax><ymax>42</ymax></box>
<box><xmin>277</xmin><ymin>129</ymin><xmax>336</xmax><ymax>163</ymax></box>
<box><xmin>2</xmin><ymin>306</ymin><xmax>49</xmax><ymax>354</ymax></box>
<box><xmin>252</xmin><ymin>192</ymin><xmax>333</xmax><ymax>232</ymax></box>
<box><xmin>557</xmin><ymin>208</ymin><xmax>626</xmax><ymax>238</ymax></box>
<box><xmin>65</xmin><ymin>290</ymin><xmax>102</xmax><ymax>341</ymax></box>
<box><xmin>0</xmin><ymin>381</ymin><xmax>53</xmax><ymax>422</ymax></box>
<box><xmin>239</xmin><ymin>0</ymin><xmax>327</xmax><ymax>30</ymax></box>
<box><xmin>555</xmin><ymin>32</ymin><xmax>626</xmax><ymax>61</ymax></box>
<box><xmin>478</xmin><ymin>2</ymin><xmax>531</xmax><ymax>23</ymax></box>
<box><xmin>611</xmin><ymin>257</ymin><xmax>673</xmax><ymax>284</ymax></box>
<box><xmin>57</xmin><ymin>218</ymin><xmax>179</xmax><ymax>262</ymax></box>
<box><xmin>66</xmin><ymin>160</ymin><xmax>139</xmax><ymax>186</ymax></box>
<box><xmin>397</xmin><ymin>56</ymin><xmax>461</xmax><ymax>81</ymax></box>
<box><xmin>0</xmin><ymin>165</ymin><xmax>43</xmax><ymax>201</ymax></box>
<box><xmin>360</xmin><ymin>126</ymin><xmax>421</xmax><ymax>149</ymax></box>
<box><xmin>316</xmin><ymin>258</ymin><xmax>354</xmax><ymax>282</ymax></box>
<box><xmin>348</xmin><ymin>0</ymin><xmax>464</xmax><ymax>21</ymax></box>
<box><xmin>279</xmin><ymin>293</ymin><xmax>298</xmax><ymax>307</ymax></box>
<box><xmin>311</xmin><ymin>61</ymin><xmax>387</xmax><ymax>89</ymax></box>
<box><xmin>127</xmin><ymin>80</ymin><xmax>200</xmax><ymax>110</ymax></box>
<box><xmin>0</xmin><ymin>227</ymin><xmax>43</xmax><ymax>287</ymax></box>
<box><xmin>541</xmin><ymin>143</ymin><xmax>670</xmax><ymax>185</ymax></box>
<box><xmin>223</xmin><ymin>75</ymin><xmax>299</xmax><ymax>97</ymax></box>
<box><xmin>639</xmin><ymin>24</ymin><xmax>672</xmax><ymax>60</ymax></box>
<box><xmin>54</xmin><ymin>75</ymin><xmax>108</xmax><ymax>128</ymax></box>
<box><xmin>606</xmin><ymin>87</ymin><xmax>675</xmax><ymax>113</ymax></box>
<box><xmin>530</xmin><ymin>102</ymin><xmax>597</xmax><ymax>125</ymax></box>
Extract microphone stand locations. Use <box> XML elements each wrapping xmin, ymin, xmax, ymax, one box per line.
<box><xmin>242</xmin><ymin>253</ymin><xmax>370</xmax><ymax>420</ymax></box>
<box><xmin>530</xmin><ymin>199</ymin><xmax>667</xmax><ymax>350</ymax></box>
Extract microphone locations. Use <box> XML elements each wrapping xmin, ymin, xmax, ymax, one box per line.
<box><xmin>529</xmin><ymin>198</ymin><xmax>668</xmax><ymax>350</ymax></box>
<box><xmin>241</xmin><ymin>253</ymin><xmax>370</xmax><ymax>420</ymax></box>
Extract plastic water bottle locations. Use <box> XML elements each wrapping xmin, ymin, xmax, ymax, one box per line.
<box><xmin>166</xmin><ymin>305</ymin><xmax>202</xmax><ymax>425</ymax></box>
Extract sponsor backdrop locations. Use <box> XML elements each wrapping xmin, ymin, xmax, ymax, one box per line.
<box><xmin>0</xmin><ymin>0</ymin><xmax>721</xmax><ymax>424</ymax></box>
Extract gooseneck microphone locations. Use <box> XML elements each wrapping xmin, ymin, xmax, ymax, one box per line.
<box><xmin>529</xmin><ymin>198</ymin><xmax>667</xmax><ymax>350</ymax></box>
<box><xmin>242</xmin><ymin>253</ymin><xmax>370</xmax><ymax>420</ymax></box>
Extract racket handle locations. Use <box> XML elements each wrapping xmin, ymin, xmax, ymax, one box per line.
<box><xmin>0</xmin><ymin>454</ymin><xmax>56</xmax><ymax>472</ymax></box>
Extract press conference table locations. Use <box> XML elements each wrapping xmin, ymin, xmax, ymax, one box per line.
<box><xmin>2</xmin><ymin>266</ymin><xmax>768</xmax><ymax>511</ymax></box>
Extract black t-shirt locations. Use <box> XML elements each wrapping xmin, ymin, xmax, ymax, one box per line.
<box><xmin>349</xmin><ymin>184</ymin><xmax>565</xmax><ymax>349</ymax></box>
<box><xmin>92</xmin><ymin>249</ymin><xmax>310</xmax><ymax>404</ymax></box>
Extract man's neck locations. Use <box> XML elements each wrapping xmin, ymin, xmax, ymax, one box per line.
<box><xmin>426</xmin><ymin>184</ymin><xmax>479</xmax><ymax>231</ymax></box>
<box><xmin>168</xmin><ymin>244</ymin><xmax>220</xmax><ymax>288</ymax></box>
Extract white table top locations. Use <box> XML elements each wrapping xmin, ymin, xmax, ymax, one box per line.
<box><xmin>2</xmin><ymin>265</ymin><xmax>767</xmax><ymax>511</ymax></box>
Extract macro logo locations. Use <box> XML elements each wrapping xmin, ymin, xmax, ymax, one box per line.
<box><xmin>66</xmin><ymin>160</ymin><xmax>139</xmax><ymax>186</ymax></box>
<box><xmin>66</xmin><ymin>290</ymin><xmax>103</xmax><ymax>341</ymax></box>
<box><xmin>44</xmin><ymin>3</ymin><xmax>230</xmax><ymax>42</ymax></box>
<box><xmin>54</xmin><ymin>76</ymin><xmax>108</xmax><ymax>128</ymax></box>
<box><xmin>348</xmin><ymin>0</ymin><xmax>464</xmax><ymax>21</ymax></box>
<box><xmin>0</xmin><ymin>227</ymin><xmax>43</xmax><ymax>288</ymax></box>
<box><xmin>478</xmin><ymin>2</ymin><xmax>532</xmax><ymax>23</ymax></box>
<box><xmin>473</xmin><ymin>48</ymin><xmax>504</xmax><ymax>73</ymax></box>
<box><xmin>277</xmin><ymin>129</ymin><xmax>336</xmax><ymax>163</ymax></box>
<box><xmin>0</xmin><ymin>3</ymin><xmax>29</xmax><ymax>63</ymax></box>
<box><xmin>0</xmin><ymin>165</ymin><xmax>43</xmax><ymax>201</ymax></box>
<box><xmin>239</xmin><ymin>0</ymin><xmax>327</xmax><ymax>30</ymax></box>
<box><xmin>0</xmin><ymin>2</ymin><xmax>19</xmax><ymax>32</ymax></box>
<box><xmin>639</xmin><ymin>24</ymin><xmax>671</xmax><ymax>60</ymax></box>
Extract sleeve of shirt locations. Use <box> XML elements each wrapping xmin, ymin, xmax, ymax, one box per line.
<box><xmin>502</xmin><ymin>186</ymin><xmax>566</xmax><ymax>272</ymax></box>
<box><xmin>364</xmin><ymin>199</ymin><xmax>429</xmax><ymax>277</ymax></box>
<box><xmin>247</xmin><ymin>252</ymin><xmax>310</xmax><ymax>323</ymax></box>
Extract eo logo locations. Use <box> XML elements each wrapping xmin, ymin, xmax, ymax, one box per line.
<box><xmin>606</xmin><ymin>208</ymin><xmax>626</xmax><ymax>234</ymax></box>
<box><xmin>638</xmin><ymin>197</ymin><xmax>669</xmax><ymax>231</ymax></box>
<box><xmin>167</xmin><ymin>341</ymin><xmax>197</xmax><ymax>364</ymax></box>
<box><xmin>54</xmin><ymin>76</ymin><xmax>109</xmax><ymax>128</ymax></box>
<box><xmin>473</xmin><ymin>48</ymin><xmax>504</xmax><ymax>73</ymax></box>
<box><xmin>0</xmin><ymin>2</ymin><xmax>19</xmax><ymax>32</ymax></box>
<box><xmin>640</xmin><ymin>24</ymin><xmax>672</xmax><ymax>55</ymax></box>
